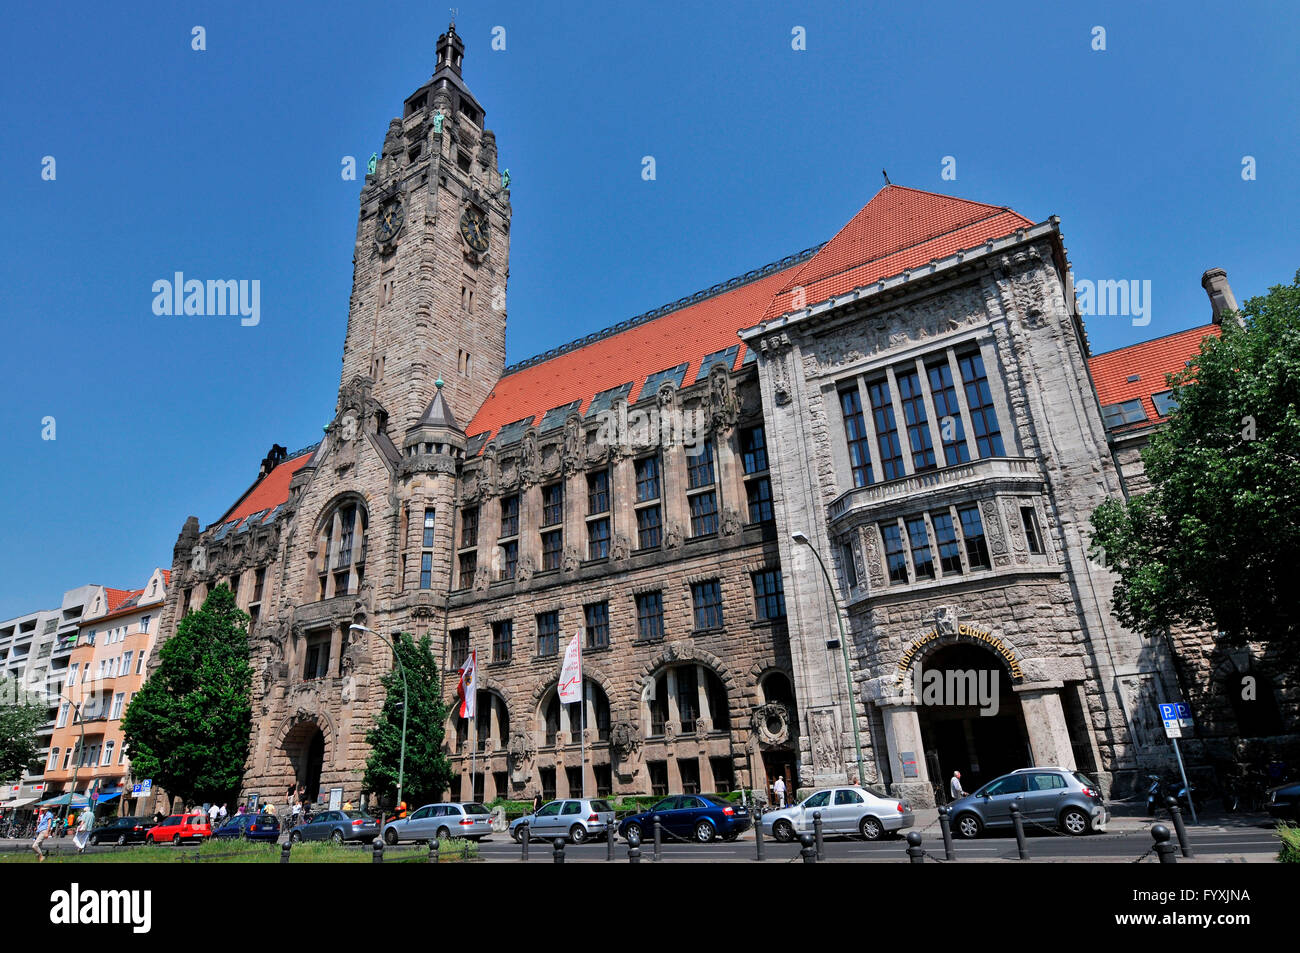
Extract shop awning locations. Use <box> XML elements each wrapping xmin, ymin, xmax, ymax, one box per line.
<box><xmin>1</xmin><ymin>797</ymin><xmax>38</xmax><ymax>809</ymax></box>
<box><xmin>37</xmin><ymin>793</ymin><xmax>89</xmax><ymax>808</ymax></box>
<box><xmin>94</xmin><ymin>791</ymin><xmax>123</xmax><ymax>802</ymax></box>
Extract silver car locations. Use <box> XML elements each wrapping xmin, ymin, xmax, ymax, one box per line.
<box><xmin>509</xmin><ymin>798</ymin><xmax>616</xmax><ymax>844</ymax></box>
<box><xmin>948</xmin><ymin>767</ymin><xmax>1108</xmax><ymax>837</ymax></box>
<box><xmin>762</xmin><ymin>786</ymin><xmax>914</xmax><ymax>841</ymax></box>
<box><xmin>382</xmin><ymin>802</ymin><xmax>493</xmax><ymax>844</ymax></box>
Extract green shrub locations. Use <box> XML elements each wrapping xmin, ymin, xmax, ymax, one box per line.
<box><xmin>1278</xmin><ymin>824</ymin><xmax>1300</xmax><ymax>863</ymax></box>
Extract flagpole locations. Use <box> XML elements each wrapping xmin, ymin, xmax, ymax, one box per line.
<box><xmin>581</xmin><ymin>678</ymin><xmax>588</xmax><ymax>800</ymax></box>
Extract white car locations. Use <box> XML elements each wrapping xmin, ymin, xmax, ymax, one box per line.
<box><xmin>761</xmin><ymin>786</ymin><xmax>914</xmax><ymax>841</ymax></box>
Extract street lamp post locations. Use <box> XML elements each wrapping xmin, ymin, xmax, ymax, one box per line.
<box><xmin>792</xmin><ymin>532</ymin><xmax>867</xmax><ymax>786</ymax></box>
<box><xmin>54</xmin><ymin>691</ymin><xmax>87</xmax><ymax>830</ymax></box>
<box><xmin>349</xmin><ymin>624</ymin><xmax>408</xmax><ymax>811</ymax></box>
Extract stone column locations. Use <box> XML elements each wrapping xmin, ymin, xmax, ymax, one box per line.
<box><xmin>696</xmin><ymin>664</ymin><xmax>712</xmax><ymax>732</ymax></box>
<box><xmin>876</xmin><ymin>699</ymin><xmax>934</xmax><ymax>807</ymax></box>
<box><xmin>1015</xmin><ymin>684</ymin><xmax>1077</xmax><ymax>770</ymax></box>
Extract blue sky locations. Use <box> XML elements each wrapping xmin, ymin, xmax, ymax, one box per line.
<box><xmin>1</xmin><ymin>0</ymin><xmax>1297</xmax><ymax>619</ymax></box>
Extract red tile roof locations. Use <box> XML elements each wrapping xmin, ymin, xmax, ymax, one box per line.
<box><xmin>104</xmin><ymin>588</ymin><xmax>138</xmax><ymax>614</ymax></box>
<box><xmin>466</xmin><ymin>185</ymin><xmax>1036</xmax><ymax>443</ymax></box>
<box><xmin>1088</xmin><ymin>325</ymin><xmax>1220</xmax><ymax>427</ymax></box>
<box><xmin>217</xmin><ymin>450</ymin><xmax>315</xmax><ymax>527</ymax></box>
<box><xmin>161</xmin><ymin>570</ymin><xmax>171</xmax><ymax>585</ymax></box>
<box><xmin>761</xmin><ymin>185</ymin><xmax>1034</xmax><ymax>320</ymax></box>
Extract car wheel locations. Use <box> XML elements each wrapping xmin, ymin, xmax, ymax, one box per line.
<box><xmin>623</xmin><ymin>822</ymin><xmax>642</xmax><ymax>843</ymax></box>
<box><xmin>569</xmin><ymin>825</ymin><xmax>588</xmax><ymax>845</ymax></box>
<box><xmin>172</xmin><ymin>834</ymin><xmax>182</xmax><ymax>846</ymax></box>
<box><xmin>384</xmin><ymin>828</ymin><xmax>398</xmax><ymax>845</ymax></box>
<box><xmin>511</xmin><ymin>826</ymin><xmax>526</xmax><ymax>844</ymax></box>
<box><xmin>859</xmin><ymin>816</ymin><xmax>884</xmax><ymax>841</ymax></box>
<box><xmin>1061</xmin><ymin>807</ymin><xmax>1090</xmax><ymax>836</ymax></box>
<box><xmin>436</xmin><ymin>826</ymin><xmax>451</xmax><ymax>841</ymax></box>
<box><xmin>694</xmin><ymin>820</ymin><xmax>716</xmax><ymax>843</ymax></box>
<box><xmin>772</xmin><ymin>819</ymin><xmax>795</xmax><ymax>843</ymax></box>
<box><xmin>955</xmin><ymin>813</ymin><xmax>982</xmax><ymax>839</ymax></box>
<box><xmin>290</xmin><ymin>831</ymin><xmax>303</xmax><ymax>844</ymax></box>
<box><xmin>116</xmin><ymin>834</ymin><xmax>126</xmax><ymax>847</ymax></box>
<box><xmin>331</xmin><ymin>829</ymin><xmax>344</xmax><ymax>845</ymax></box>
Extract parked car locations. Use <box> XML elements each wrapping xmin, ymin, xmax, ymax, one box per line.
<box><xmin>617</xmin><ymin>794</ymin><xmax>751</xmax><ymax>843</ymax></box>
<box><xmin>288</xmin><ymin>809</ymin><xmax>379</xmax><ymax>844</ymax></box>
<box><xmin>1267</xmin><ymin>781</ymin><xmax>1300</xmax><ymax>821</ymax></box>
<box><xmin>147</xmin><ymin>813</ymin><xmax>212</xmax><ymax>845</ymax></box>
<box><xmin>382</xmin><ymin>802</ymin><xmax>493</xmax><ymax>844</ymax></box>
<box><xmin>213</xmin><ymin>813</ymin><xmax>282</xmax><ymax>843</ymax></box>
<box><xmin>762</xmin><ymin>786</ymin><xmax>913</xmax><ymax>841</ymax></box>
<box><xmin>949</xmin><ymin>767</ymin><xmax>1108</xmax><ymax>838</ymax></box>
<box><xmin>88</xmin><ymin>816</ymin><xmax>154</xmax><ymax>846</ymax></box>
<box><xmin>509</xmin><ymin>798</ymin><xmax>616</xmax><ymax>844</ymax></box>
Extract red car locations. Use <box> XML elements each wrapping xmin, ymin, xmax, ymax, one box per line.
<box><xmin>148</xmin><ymin>813</ymin><xmax>212</xmax><ymax>845</ymax></box>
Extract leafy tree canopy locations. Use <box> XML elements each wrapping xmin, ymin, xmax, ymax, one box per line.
<box><xmin>0</xmin><ymin>677</ymin><xmax>48</xmax><ymax>786</ymax></box>
<box><xmin>1091</xmin><ymin>271</ymin><xmax>1300</xmax><ymax>666</ymax></box>
<box><xmin>120</xmin><ymin>585</ymin><xmax>252</xmax><ymax>806</ymax></box>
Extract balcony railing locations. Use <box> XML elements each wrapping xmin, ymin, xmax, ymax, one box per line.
<box><xmin>828</xmin><ymin>456</ymin><xmax>1040</xmax><ymax>521</ymax></box>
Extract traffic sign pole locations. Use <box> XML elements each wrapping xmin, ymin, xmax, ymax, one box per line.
<box><xmin>1170</xmin><ymin>737</ymin><xmax>1197</xmax><ymax>825</ymax></box>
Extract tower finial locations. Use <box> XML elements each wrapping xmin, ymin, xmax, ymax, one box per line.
<box><xmin>882</xmin><ymin>169</ymin><xmax>891</xmax><ymax>186</ymax></box>
<box><xmin>449</xmin><ymin>7</ymin><xmax>457</xmax><ymax>29</ymax></box>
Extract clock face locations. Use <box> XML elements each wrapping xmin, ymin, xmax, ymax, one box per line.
<box><xmin>460</xmin><ymin>206</ymin><xmax>489</xmax><ymax>252</ymax></box>
<box><xmin>375</xmin><ymin>200</ymin><xmax>404</xmax><ymax>243</ymax></box>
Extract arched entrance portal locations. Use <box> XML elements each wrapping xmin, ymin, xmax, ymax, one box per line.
<box><xmin>914</xmin><ymin>644</ymin><xmax>1030</xmax><ymax>799</ymax></box>
<box><xmin>283</xmin><ymin>722</ymin><xmax>326</xmax><ymax>804</ymax></box>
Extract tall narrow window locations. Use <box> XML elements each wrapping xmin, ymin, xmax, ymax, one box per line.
<box><xmin>958</xmin><ymin>352</ymin><xmax>1006</xmax><ymax>457</ymax></box>
<box><xmin>587</xmin><ymin>517</ymin><xmax>610</xmax><ymax>560</ymax></box>
<box><xmin>585</xmin><ymin>602</ymin><xmax>609</xmax><ymax>648</ymax></box>
<box><xmin>500</xmin><ymin>496</ymin><xmax>519</xmax><ymax>538</ymax></box>
<box><xmin>676</xmin><ymin>666</ymin><xmax>699</xmax><ymax>733</ymax></box>
<box><xmin>741</xmin><ymin>425</ymin><xmax>774</xmax><ymax>523</ymax></box>
<box><xmin>536</xmin><ymin>611</ymin><xmax>559</xmax><ymax>657</ymax></box>
<box><xmin>841</xmin><ymin>541</ymin><xmax>859</xmax><ymax>588</ymax></box>
<box><xmin>460</xmin><ymin>506</ymin><xmax>479</xmax><ymax>547</ymax></box>
<box><xmin>692</xmin><ymin>580</ymin><xmax>724</xmax><ymax>630</ymax></box>
<box><xmin>897</xmin><ymin>369</ymin><xmax>936</xmax><ymax>471</ymax></box>
<box><xmin>905</xmin><ymin>516</ymin><xmax>935</xmax><ymax>580</ymax></box>
<box><xmin>927</xmin><ymin>361</ymin><xmax>970</xmax><ymax>465</ymax></box>
<box><xmin>491</xmin><ymin>620</ymin><xmax>513</xmax><ymax>662</ymax></box>
<box><xmin>541</xmin><ymin>530</ymin><xmax>562</xmax><ymax>571</ymax></box>
<box><xmin>420</xmin><ymin>552</ymin><xmax>433</xmax><ymax>589</ymax></box>
<box><xmin>868</xmin><ymin>379</ymin><xmax>905</xmax><ymax>481</ymax></box>
<box><xmin>1021</xmin><ymin>505</ymin><xmax>1043</xmax><ymax>555</ymax></box>
<box><xmin>636</xmin><ymin>504</ymin><xmax>662</xmax><ymax>550</ymax></box>
<box><xmin>752</xmin><ymin>570</ymin><xmax>786</xmax><ymax>620</ymax></box>
<box><xmin>686</xmin><ymin>438</ymin><xmax>718</xmax><ymax>537</ymax></box>
<box><xmin>450</xmin><ymin>628</ymin><xmax>469</xmax><ymax>669</ymax></box>
<box><xmin>587</xmin><ymin>471</ymin><xmax>609</xmax><ymax>515</ymax></box>
<box><xmin>840</xmin><ymin>387</ymin><xmax>873</xmax><ymax>487</ymax></box>
<box><xmin>111</xmin><ymin>691</ymin><xmax>125</xmax><ymax>719</ymax></box>
<box><xmin>881</xmin><ymin>522</ymin><xmax>909</xmax><ymax>585</ymax></box>
<box><xmin>636</xmin><ymin>592</ymin><xmax>664</xmax><ymax>641</ymax></box>
<box><xmin>932</xmin><ymin>511</ymin><xmax>963</xmax><ymax>575</ymax></box>
<box><xmin>422</xmin><ymin>508</ymin><xmax>436</xmax><ymax>547</ymax></box>
<box><xmin>499</xmin><ymin>540</ymin><xmax>518</xmax><ymax>581</ymax></box>
<box><xmin>958</xmin><ymin>505</ymin><xmax>991</xmax><ymax>569</ymax></box>
<box><xmin>635</xmin><ymin>456</ymin><xmax>661</xmax><ymax>502</ymax></box>
<box><xmin>542</xmin><ymin>483</ymin><xmax>564</xmax><ymax>527</ymax></box>
<box><xmin>457</xmin><ymin>551</ymin><xmax>477</xmax><ymax>590</ymax></box>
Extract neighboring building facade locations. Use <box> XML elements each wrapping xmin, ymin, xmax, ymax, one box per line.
<box><xmin>150</xmin><ymin>27</ymin><xmax>1292</xmax><ymax>810</ymax></box>
<box><xmin>43</xmin><ymin>570</ymin><xmax>169</xmax><ymax>817</ymax></box>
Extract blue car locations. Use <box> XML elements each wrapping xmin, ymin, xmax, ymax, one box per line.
<box><xmin>617</xmin><ymin>794</ymin><xmax>751</xmax><ymax>844</ymax></box>
<box><xmin>212</xmin><ymin>813</ymin><xmax>282</xmax><ymax>843</ymax></box>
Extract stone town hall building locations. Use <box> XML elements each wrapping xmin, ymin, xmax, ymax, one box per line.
<box><xmin>151</xmin><ymin>26</ymin><xmax>1271</xmax><ymax>810</ymax></box>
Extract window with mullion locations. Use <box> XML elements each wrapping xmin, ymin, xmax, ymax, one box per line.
<box><xmin>905</xmin><ymin>516</ymin><xmax>936</xmax><ymax>580</ymax></box>
<box><xmin>926</xmin><ymin>361</ymin><xmax>971</xmax><ymax>465</ymax></box>
<box><xmin>491</xmin><ymin>619</ymin><xmax>513</xmax><ymax>662</ymax></box>
<box><xmin>752</xmin><ymin>570</ymin><xmax>786</xmax><ymax>620</ymax></box>
<box><xmin>541</xmin><ymin>529</ymin><xmax>562</xmax><ymax>571</ymax></box>
<box><xmin>420</xmin><ymin>552</ymin><xmax>433</xmax><ymax>589</ymax></box>
<box><xmin>691</xmin><ymin>580</ymin><xmax>724</xmax><ymax>630</ymax></box>
<box><xmin>686</xmin><ymin>439</ymin><xmax>716</xmax><ymax>489</ymax></box>
<box><xmin>897</xmin><ymin>370</ymin><xmax>937</xmax><ymax>471</ymax></box>
<box><xmin>840</xmin><ymin>387</ymin><xmax>874</xmax><ymax>487</ymax></box>
<box><xmin>636</xmin><ymin>591</ymin><xmax>664</xmax><ymax>641</ymax></box>
<box><xmin>745</xmin><ymin>477</ymin><xmax>774</xmax><ymax>523</ymax></box>
<box><xmin>458</xmin><ymin>551</ymin><xmax>477</xmax><ymax>589</ymax></box>
<box><xmin>584</xmin><ymin>602</ymin><xmax>609</xmax><ymax>649</ymax></box>
<box><xmin>931</xmin><ymin>511</ymin><xmax>963</xmax><ymax>575</ymax></box>
<box><xmin>422</xmin><ymin>507</ymin><xmax>436</xmax><ymax>547</ymax></box>
<box><xmin>958</xmin><ymin>505</ymin><xmax>991</xmax><ymax>569</ymax></box>
<box><xmin>741</xmin><ymin>425</ymin><xmax>768</xmax><ymax>474</ymax></box>
<box><xmin>688</xmin><ymin>490</ymin><xmax>718</xmax><ymax>537</ymax></box>
<box><xmin>587</xmin><ymin>471</ymin><xmax>610</xmax><ymax>515</ymax></box>
<box><xmin>881</xmin><ymin>522</ymin><xmax>909</xmax><ymax>585</ymax></box>
<box><xmin>536</xmin><ymin>611</ymin><xmax>559</xmax><ymax>657</ymax></box>
<box><xmin>499</xmin><ymin>540</ymin><xmax>518</xmax><ymax>580</ymax></box>
<box><xmin>450</xmin><ymin>628</ymin><xmax>469</xmax><ymax>669</ymax></box>
<box><xmin>587</xmin><ymin>517</ymin><xmax>610</xmax><ymax>560</ymax></box>
<box><xmin>635</xmin><ymin>456</ymin><xmax>661</xmax><ymax>502</ymax></box>
<box><xmin>868</xmin><ymin>379</ymin><xmax>905</xmax><ymax>481</ymax></box>
<box><xmin>500</xmin><ymin>495</ymin><xmax>520</xmax><ymax>538</ymax></box>
<box><xmin>460</xmin><ymin>506</ymin><xmax>479</xmax><ymax>547</ymax></box>
<box><xmin>542</xmin><ymin>483</ymin><xmax>564</xmax><ymax>527</ymax></box>
<box><xmin>636</xmin><ymin>505</ymin><xmax>662</xmax><ymax>550</ymax></box>
<box><xmin>958</xmin><ymin>352</ymin><xmax>1006</xmax><ymax>457</ymax></box>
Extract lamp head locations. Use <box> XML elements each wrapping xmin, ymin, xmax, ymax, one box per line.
<box><xmin>791</xmin><ymin>532</ymin><xmax>810</xmax><ymax>546</ymax></box>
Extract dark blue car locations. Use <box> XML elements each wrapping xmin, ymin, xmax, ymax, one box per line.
<box><xmin>213</xmin><ymin>813</ymin><xmax>281</xmax><ymax>843</ymax></box>
<box><xmin>617</xmin><ymin>794</ymin><xmax>751</xmax><ymax>843</ymax></box>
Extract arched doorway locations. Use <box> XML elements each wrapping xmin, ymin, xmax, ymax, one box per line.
<box><xmin>283</xmin><ymin>722</ymin><xmax>326</xmax><ymax>804</ymax></box>
<box><xmin>914</xmin><ymin>644</ymin><xmax>1030</xmax><ymax>799</ymax></box>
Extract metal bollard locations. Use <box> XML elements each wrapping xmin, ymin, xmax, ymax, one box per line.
<box><xmin>1152</xmin><ymin>824</ymin><xmax>1177</xmax><ymax>864</ymax></box>
<box><xmin>1009</xmin><ymin>804</ymin><xmax>1029</xmax><ymax>860</ymax></box>
<box><xmin>937</xmin><ymin>806</ymin><xmax>955</xmax><ymax>861</ymax></box>
<box><xmin>627</xmin><ymin>829</ymin><xmax>642</xmax><ymax>864</ymax></box>
<box><xmin>754</xmin><ymin>815</ymin><xmax>765</xmax><ymax>862</ymax></box>
<box><xmin>813</xmin><ymin>810</ymin><xmax>824</xmax><ymax>861</ymax></box>
<box><xmin>606</xmin><ymin>827</ymin><xmax>615</xmax><ymax>862</ymax></box>
<box><xmin>799</xmin><ymin>832</ymin><xmax>817</xmax><ymax>863</ymax></box>
<box><xmin>520</xmin><ymin>821</ymin><xmax>529</xmax><ymax>862</ymax></box>
<box><xmin>429</xmin><ymin>838</ymin><xmax>438</xmax><ymax>863</ymax></box>
<box><xmin>653</xmin><ymin>817</ymin><xmax>662</xmax><ymax>862</ymax></box>
<box><xmin>280</xmin><ymin>841</ymin><xmax>291</xmax><ymax>864</ymax></box>
<box><xmin>553</xmin><ymin>837</ymin><xmax>566</xmax><ymax>864</ymax></box>
<box><xmin>371</xmin><ymin>839</ymin><xmax>384</xmax><ymax>863</ymax></box>
<box><xmin>1165</xmin><ymin>796</ymin><xmax>1194</xmax><ymax>858</ymax></box>
<box><xmin>906</xmin><ymin>831</ymin><xmax>924</xmax><ymax>863</ymax></box>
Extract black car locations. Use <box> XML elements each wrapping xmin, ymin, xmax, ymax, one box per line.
<box><xmin>1268</xmin><ymin>782</ymin><xmax>1300</xmax><ymax>821</ymax></box>
<box><xmin>89</xmin><ymin>816</ymin><xmax>154</xmax><ymax>846</ymax></box>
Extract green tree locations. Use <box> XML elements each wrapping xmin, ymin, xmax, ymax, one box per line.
<box><xmin>0</xmin><ymin>677</ymin><xmax>47</xmax><ymax>786</ymax></box>
<box><xmin>120</xmin><ymin>585</ymin><xmax>252</xmax><ymax>806</ymax></box>
<box><xmin>363</xmin><ymin>632</ymin><xmax>452</xmax><ymax>808</ymax></box>
<box><xmin>1091</xmin><ymin>272</ymin><xmax>1300</xmax><ymax>666</ymax></box>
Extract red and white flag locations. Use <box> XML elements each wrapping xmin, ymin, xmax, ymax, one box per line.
<box><xmin>558</xmin><ymin>632</ymin><xmax>583</xmax><ymax>703</ymax></box>
<box><xmin>457</xmin><ymin>650</ymin><xmax>477</xmax><ymax>719</ymax></box>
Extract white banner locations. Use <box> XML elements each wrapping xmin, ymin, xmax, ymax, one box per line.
<box><xmin>558</xmin><ymin>633</ymin><xmax>583</xmax><ymax>703</ymax></box>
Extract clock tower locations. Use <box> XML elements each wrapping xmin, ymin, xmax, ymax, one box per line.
<box><xmin>339</xmin><ymin>22</ymin><xmax>510</xmax><ymax>432</ymax></box>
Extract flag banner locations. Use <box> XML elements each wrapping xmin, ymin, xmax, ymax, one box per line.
<box><xmin>458</xmin><ymin>650</ymin><xmax>477</xmax><ymax>719</ymax></box>
<box><xmin>558</xmin><ymin>632</ymin><xmax>582</xmax><ymax>703</ymax></box>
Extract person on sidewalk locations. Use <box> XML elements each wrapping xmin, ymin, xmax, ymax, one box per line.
<box><xmin>32</xmin><ymin>810</ymin><xmax>52</xmax><ymax>861</ymax></box>
<box><xmin>73</xmin><ymin>808</ymin><xmax>91</xmax><ymax>853</ymax></box>
<box><xmin>773</xmin><ymin>775</ymin><xmax>787</xmax><ymax>808</ymax></box>
<box><xmin>950</xmin><ymin>771</ymin><xmax>967</xmax><ymax>802</ymax></box>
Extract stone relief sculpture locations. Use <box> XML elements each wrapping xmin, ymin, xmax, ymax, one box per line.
<box><xmin>519</xmin><ymin>430</ymin><xmax>539</xmax><ymax>486</ymax></box>
<box><xmin>707</xmin><ymin>363</ymin><xmax>739</xmax><ymax>433</ymax></box>
<box><xmin>751</xmin><ymin>703</ymin><xmax>791</xmax><ymax>747</ymax></box>
<box><xmin>562</xmin><ymin>415</ymin><xmax>583</xmax><ymax>474</ymax></box>
<box><xmin>810</xmin><ymin>709</ymin><xmax>839</xmax><ymax>773</ymax></box>
<box><xmin>610</xmin><ymin>721</ymin><xmax>642</xmax><ymax>759</ymax></box>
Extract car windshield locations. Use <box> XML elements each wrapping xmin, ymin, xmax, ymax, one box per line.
<box><xmin>463</xmin><ymin>803</ymin><xmax>490</xmax><ymax>815</ymax></box>
<box><xmin>590</xmin><ymin>800</ymin><xmax>613</xmax><ymax>813</ymax></box>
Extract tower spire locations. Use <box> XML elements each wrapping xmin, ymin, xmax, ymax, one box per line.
<box><xmin>436</xmin><ymin>19</ymin><xmax>465</xmax><ymax>76</ymax></box>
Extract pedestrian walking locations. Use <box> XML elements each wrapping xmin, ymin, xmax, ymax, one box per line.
<box><xmin>209</xmin><ymin>802</ymin><xmax>220</xmax><ymax>828</ymax></box>
<box><xmin>532</xmin><ymin>792</ymin><xmax>543</xmax><ymax>813</ymax></box>
<box><xmin>32</xmin><ymin>810</ymin><xmax>52</xmax><ymax>861</ymax></box>
<box><xmin>949</xmin><ymin>770</ymin><xmax>966</xmax><ymax>802</ymax></box>
<box><xmin>73</xmin><ymin>808</ymin><xmax>91</xmax><ymax>853</ymax></box>
<box><xmin>773</xmin><ymin>775</ymin><xmax>787</xmax><ymax>808</ymax></box>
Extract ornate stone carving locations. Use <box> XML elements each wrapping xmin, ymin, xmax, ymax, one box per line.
<box><xmin>980</xmin><ymin>498</ymin><xmax>1008</xmax><ymax>564</ymax></box>
<box><xmin>664</xmin><ymin>525</ymin><xmax>683</xmax><ymax>550</ymax></box>
<box><xmin>933</xmin><ymin>605</ymin><xmax>959</xmax><ymax>636</ymax></box>
<box><xmin>562</xmin><ymin>414</ymin><xmax>583</xmax><ymax>474</ymax></box>
<box><xmin>706</xmin><ymin>363</ymin><xmax>739</xmax><ymax>433</ymax></box>
<box><xmin>810</xmin><ymin>709</ymin><xmax>839</xmax><ymax>773</ymax></box>
<box><xmin>751</xmin><ymin>702</ymin><xmax>791</xmax><ymax>747</ymax></box>
<box><xmin>721</xmin><ymin>507</ymin><xmax>743</xmax><ymax>538</ymax></box>
<box><xmin>519</xmin><ymin>430</ymin><xmax>540</xmax><ymax>486</ymax></box>
<box><xmin>864</xmin><ymin>526</ymin><xmax>886</xmax><ymax>589</ymax></box>
<box><xmin>611</xmin><ymin>537</ymin><xmax>631</xmax><ymax>562</ymax></box>
<box><xmin>562</xmin><ymin>548</ymin><xmax>580</xmax><ymax>573</ymax></box>
<box><xmin>507</xmin><ymin>731</ymin><xmax>535</xmax><ymax>770</ymax></box>
<box><xmin>664</xmin><ymin>639</ymin><xmax>695</xmax><ymax>662</ymax></box>
<box><xmin>609</xmin><ymin>721</ymin><xmax>642</xmax><ymax>759</ymax></box>
<box><xmin>773</xmin><ymin>379</ymin><xmax>792</xmax><ymax>406</ymax></box>
<box><xmin>480</xmin><ymin>444</ymin><xmax>498</xmax><ymax>496</ymax></box>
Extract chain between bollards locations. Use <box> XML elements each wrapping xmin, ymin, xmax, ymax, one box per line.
<box><xmin>1009</xmin><ymin>804</ymin><xmax>1029</xmax><ymax>860</ymax></box>
<box><xmin>799</xmin><ymin>833</ymin><xmax>817</xmax><ymax>863</ymax></box>
<box><xmin>812</xmin><ymin>811</ymin><xmax>824</xmax><ymax>861</ymax></box>
<box><xmin>937</xmin><ymin>806</ymin><xmax>956</xmax><ymax>861</ymax></box>
<box><xmin>1152</xmin><ymin>824</ymin><xmax>1177</xmax><ymax>864</ymax></box>
<box><xmin>519</xmin><ymin>821</ymin><xmax>529</xmax><ymax>862</ymax></box>
<box><xmin>1165</xmin><ymin>796</ymin><xmax>1194</xmax><ymax>858</ymax></box>
<box><xmin>653</xmin><ymin>817</ymin><xmax>662</xmax><ymax>862</ymax></box>
<box><xmin>906</xmin><ymin>831</ymin><xmax>924</xmax><ymax>863</ymax></box>
<box><xmin>553</xmin><ymin>837</ymin><xmax>566</xmax><ymax>864</ymax></box>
